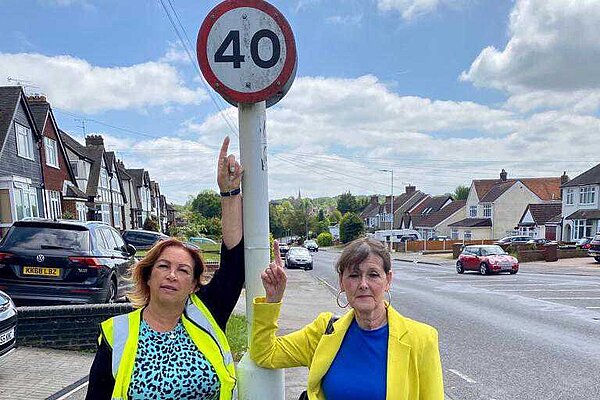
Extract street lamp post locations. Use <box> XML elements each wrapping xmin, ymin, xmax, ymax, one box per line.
<box><xmin>380</xmin><ymin>169</ymin><xmax>394</xmax><ymax>230</ymax></box>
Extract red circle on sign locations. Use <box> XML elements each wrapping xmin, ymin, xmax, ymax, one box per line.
<box><xmin>197</xmin><ymin>0</ymin><xmax>297</xmax><ymax>105</ymax></box>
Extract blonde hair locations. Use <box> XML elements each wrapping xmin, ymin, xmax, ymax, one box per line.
<box><xmin>129</xmin><ymin>238</ymin><xmax>205</xmax><ymax>308</ymax></box>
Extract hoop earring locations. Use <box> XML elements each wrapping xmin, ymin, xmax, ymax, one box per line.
<box><xmin>385</xmin><ymin>290</ymin><xmax>392</xmax><ymax>307</ymax></box>
<box><xmin>336</xmin><ymin>291</ymin><xmax>349</xmax><ymax>308</ymax></box>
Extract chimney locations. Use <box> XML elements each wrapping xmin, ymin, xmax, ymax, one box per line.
<box><xmin>370</xmin><ymin>195</ymin><xmax>378</xmax><ymax>205</ymax></box>
<box><xmin>26</xmin><ymin>95</ymin><xmax>47</xmax><ymax>104</ymax></box>
<box><xmin>500</xmin><ymin>169</ymin><xmax>507</xmax><ymax>181</ymax></box>
<box><xmin>405</xmin><ymin>185</ymin><xmax>416</xmax><ymax>195</ymax></box>
<box><xmin>85</xmin><ymin>135</ymin><xmax>104</xmax><ymax>146</ymax></box>
<box><xmin>561</xmin><ymin>171</ymin><xmax>570</xmax><ymax>185</ymax></box>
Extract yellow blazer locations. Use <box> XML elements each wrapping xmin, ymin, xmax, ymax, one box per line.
<box><xmin>251</xmin><ymin>297</ymin><xmax>444</xmax><ymax>400</ymax></box>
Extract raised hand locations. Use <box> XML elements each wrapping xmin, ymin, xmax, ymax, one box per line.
<box><xmin>262</xmin><ymin>241</ymin><xmax>287</xmax><ymax>303</ymax></box>
<box><xmin>217</xmin><ymin>136</ymin><xmax>244</xmax><ymax>193</ymax></box>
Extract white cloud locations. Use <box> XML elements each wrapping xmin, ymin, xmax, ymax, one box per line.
<box><xmin>39</xmin><ymin>0</ymin><xmax>93</xmax><ymax>9</ymax></box>
<box><xmin>159</xmin><ymin>42</ymin><xmax>190</xmax><ymax>64</ymax></box>
<box><xmin>326</xmin><ymin>14</ymin><xmax>363</xmax><ymax>25</ymax></box>
<box><xmin>461</xmin><ymin>0</ymin><xmax>600</xmax><ymax>113</ymax></box>
<box><xmin>0</xmin><ymin>52</ymin><xmax>207</xmax><ymax>113</ymax></box>
<box><xmin>377</xmin><ymin>0</ymin><xmax>463</xmax><ymax>20</ymax></box>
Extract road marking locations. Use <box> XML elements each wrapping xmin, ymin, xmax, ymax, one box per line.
<box><xmin>448</xmin><ymin>369</ymin><xmax>477</xmax><ymax>384</ymax></box>
<box><xmin>586</xmin><ymin>306</ymin><xmax>600</xmax><ymax>309</ymax></box>
<box><xmin>538</xmin><ymin>297</ymin><xmax>600</xmax><ymax>300</ymax></box>
<box><xmin>315</xmin><ymin>276</ymin><xmax>337</xmax><ymax>293</ymax></box>
<box><xmin>47</xmin><ymin>377</ymin><xmax>89</xmax><ymax>400</ymax></box>
<box><xmin>497</xmin><ymin>289</ymin><xmax>600</xmax><ymax>292</ymax></box>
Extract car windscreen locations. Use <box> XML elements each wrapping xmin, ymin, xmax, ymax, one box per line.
<box><xmin>593</xmin><ymin>234</ymin><xmax>600</xmax><ymax>241</ymax></box>
<box><xmin>289</xmin><ymin>248</ymin><xmax>309</xmax><ymax>256</ymax></box>
<box><xmin>482</xmin><ymin>246</ymin><xmax>507</xmax><ymax>255</ymax></box>
<box><xmin>2</xmin><ymin>226</ymin><xmax>90</xmax><ymax>251</ymax></box>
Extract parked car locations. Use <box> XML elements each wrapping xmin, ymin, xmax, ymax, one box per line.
<box><xmin>576</xmin><ymin>236</ymin><xmax>593</xmax><ymax>250</ymax></box>
<box><xmin>0</xmin><ymin>220</ymin><xmax>136</xmax><ymax>304</ymax></box>
<box><xmin>0</xmin><ymin>290</ymin><xmax>17</xmax><ymax>358</ymax></box>
<box><xmin>494</xmin><ymin>236</ymin><xmax>531</xmax><ymax>245</ymax></box>
<box><xmin>588</xmin><ymin>233</ymin><xmax>600</xmax><ymax>262</ymax></box>
<box><xmin>188</xmin><ymin>236</ymin><xmax>218</xmax><ymax>246</ymax></box>
<box><xmin>428</xmin><ymin>235</ymin><xmax>449</xmax><ymax>241</ymax></box>
<box><xmin>278</xmin><ymin>242</ymin><xmax>290</xmax><ymax>255</ymax></box>
<box><xmin>285</xmin><ymin>247</ymin><xmax>313</xmax><ymax>270</ymax></box>
<box><xmin>303</xmin><ymin>239</ymin><xmax>319</xmax><ymax>252</ymax></box>
<box><xmin>456</xmin><ymin>245</ymin><xmax>519</xmax><ymax>275</ymax></box>
<box><xmin>527</xmin><ymin>238</ymin><xmax>556</xmax><ymax>245</ymax></box>
<box><xmin>122</xmin><ymin>229</ymin><xmax>169</xmax><ymax>250</ymax></box>
<box><xmin>400</xmin><ymin>234</ymin><xmax>419</xmax><ymax>242</ymax></box>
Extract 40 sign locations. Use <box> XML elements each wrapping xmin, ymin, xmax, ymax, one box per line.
<box><xmin>197</xmin><ymin>0</ymin><xmax>297</xmax><ymax>108</ymax></box>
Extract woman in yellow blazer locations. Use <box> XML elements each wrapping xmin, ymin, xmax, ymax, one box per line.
<box><xmin>251</xmin><ymin>237</ymin><xmax>444</xmax><ymax>400</ymax></box>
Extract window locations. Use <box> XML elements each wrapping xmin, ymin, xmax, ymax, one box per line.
<box><xmin>483</xmin><ymin>204</ymin><xmax>492</xmax><ymax>218</ymax></box>
<box><xmin>464</xmin><ymin>230</ymin><xmax>472</xmax><ymax>240</ymax></box>
<box><xmin>15</xmin><ymin>123</ymin><xmax>34</xmax><ymax>159</ymax></box>
<box><xmin>566</xmin><ymin>188</ymin><xmax>574</xmax><ymax>205</ymax></box>
<box><xmin>113</xmin><ymin>205</ymin><xmax>121</xmax><ymax>228</ymax></box>
<box><xmin>14</xmin><ymin>183</ymin><xmax>39</xmax><ymax>220</ymax></box>
<box><xmin>76</xmin><ymin>202</ymin><xmax>87</xmax><ymax>221</ymax></box>
<box><xmin>44</xmin><ymin>137</ymin><xmax>59</xmax><ymax>168</ymax></box>
<box><xmin>100</xmin><ymin>204</ymin><xmax>111</xmax><ymax>224</ymax></box>
<box><xmin>573</xmin><ymin>219</ymin><xmax>593</xmax><ymax>240</ymax></box>
<box><xmin>579</xmin><ymin>186</ymin><xmax>596</xmax><ymax>204</ymax></box>
<box><xmin>451</xmin><ymin>229</ymin><xmax>459</xmax><ymax>240</ymax></box>
<box><xmin>70</xmin><ymin>161</ymin><xmax>80</xmax><ymax>178</ymax></box>
<box><xmin>100</xmin><ymin>169</ymin><xmax>109</xmax><ymax>189</ymax></box>
<box><xmin>48</xmin><ymin>191</ymin><xmax>61</xmax><ymax>220</ymax></box>
<box><xmin>469</xmin><ymin>206</ymin><xmax>477</xmax><ymax>218</ymax></box>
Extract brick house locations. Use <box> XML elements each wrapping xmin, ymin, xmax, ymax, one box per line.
<box><xmin>126</xmin><ymin>168</ymin><xmax>152</xmax><ymax>228</ymax></box>
<box><xmin>27</xmin><ymin>96</ymin><xmax>86</xmax><ymax>220</ymax></box>
<box><xmin>517</xmin><ymin>202</ymin><xmax>562</xmax><ymax>240</ymax></box>
<box><xmin>449</xmin><ymin>169</ymin><xmax>562</xmax><ymax>240</ymax></box>
<box><xmin>0</xmin><ymin>86</ymin><xmax>45</xmax><ymax>236</ymax></box>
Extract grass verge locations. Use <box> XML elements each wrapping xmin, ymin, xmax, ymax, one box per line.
<box><xmin>226</xmin><ymin>313</ymin><xmax>248</xmax><ymax>361</ymax></box>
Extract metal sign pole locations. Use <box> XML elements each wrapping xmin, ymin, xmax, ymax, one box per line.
<box><xmin>236</xmin><ymin>101</ymin><xmax>285</xmax><ymax>399</ymax></box>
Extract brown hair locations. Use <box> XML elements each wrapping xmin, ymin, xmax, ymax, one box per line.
<box><xmin>335</xmin><ymin>237</ymin><xmax>391</xmax><ymax>276</ymax></box>
<box><xmin>129</xmin><ymin>238</ymin><xmax>205</xmax><ymax>308</ymax></box>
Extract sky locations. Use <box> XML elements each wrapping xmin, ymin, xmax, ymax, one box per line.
<box><xmin>1</xmin><ymin>0</ymin><xmax>600</xmax><ymax>204</ymax></box>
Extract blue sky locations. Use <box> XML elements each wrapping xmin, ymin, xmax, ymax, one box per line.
<box><xmin>2</xmin><ymin>0</ymin><xmax>600</xmax><ymax>203</ymax></box>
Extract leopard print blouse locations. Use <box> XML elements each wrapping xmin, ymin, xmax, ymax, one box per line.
<box><xmin>127</xmin><ymin>319</ymin><xmax>220</xmax><ymax>399</ymax></box>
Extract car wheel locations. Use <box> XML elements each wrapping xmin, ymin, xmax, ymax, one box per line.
<box><xmin>479</xmin><ymin>263</ymin><xmax>489</xmax><ymax>275</ymax></box>
<box><xmin>305</xmin><ymin>264</ymin><xmax>313</xmax><ymax>271</ymax></box>
<box><xmin>105</xmin><ymin>278</ymin><xmax>117</xmax><ymax>303</ymax></box>
<box><xmin>510</xmin><ymin>270</ymin><xmax>518</xmax><ymax>274</ymax></box>
<box><xmin>456</xmin><ymin>262</ymin><xmax>464</xmax><ymax>274</ymax></box>
<box><xmin>595</xmin><ymin>257</ymin><xmax>600</xmax><ymax>263</ymax></box>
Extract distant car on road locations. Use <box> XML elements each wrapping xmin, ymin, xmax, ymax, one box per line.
<box><xmin>278</xmin><ymin>242</ymin><xmax>290</xmax><ymax>255</ymax></box>
<box><xmin>587</xmin><ymin>233</ymin><xmax>600</xmax><ymax>262</ymax></box>
<box><xmin>188</xmin><ymin>236</ymin><xmax>218</xmax><ymax>246</ymax></box>
<box><xmin>576</xmin><ymin>236</ymin><xmax>593</xmax><ymax>250</ymax></box>
<box><xmin>0</xmin><ymin>220</ymin><xmax>136</xmax><ymax>304</ymax></box>
<box><xmin>303</xmin><ymin>239</ymin><xmax>319</xmax><ymax>252</ymax></box>
<box><xmin>0</xmin><ymin>290</ymin><xmax>17</xmax><ymax>358</ymax></box>
<box><xmin>428</xmin><ymin>235</ymin><xmax>449</xmax><ymax>241</ymax></box>
<box><xmin>527</xmin><ymin>238</ymin><xmax>556</xmax><ymax>245</ymax></box>
<box><xmin>122</xmin><ymin>229</ymin><xmax>169</xmax><ymax>250</ymax></box>
<box><xmin>456</xmin><ymin>245</ymin><xmax>519</xmax><ymax>275</ymax></box>
<box><xmin>285</xmin><ymin>247</ymin><xmax>313</xmax><ymax>270</ymax></box>
<box><xmin>494</xmin><ymin>236</ymin><xmax>531</xmax><ymax>245</ymax></box>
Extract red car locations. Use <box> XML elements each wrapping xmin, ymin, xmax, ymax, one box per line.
<box><xmin>456</xmin><ymin>245</ymin><xmax>519</xmax><ymax>275</ymax></box>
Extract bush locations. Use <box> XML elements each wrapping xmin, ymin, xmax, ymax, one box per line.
<box><xmin>143</xmin><ymin>216</ymin><xmax>160</xmax><ymax>232</ymax></box>
<box><xmin>339</xmin><ymin>212</ymin><xmax>364</xmax><ymax>244</ymax></box>
<box><xmin>317</xmin><ymin>232</ymin><xmax>333</xmax><ymax>247</ymax></box>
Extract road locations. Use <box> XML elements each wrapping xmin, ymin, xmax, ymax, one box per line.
<box><xmin>310</xmin><ymin>250</ymin><xmax>600</xmax><ymax>400</ymax></box>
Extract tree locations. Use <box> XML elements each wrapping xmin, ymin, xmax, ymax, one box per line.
<box><xmin>269</xmin><ymin>203</ymin><xmax>285</xmax><ymax>238</ymax></box>
<box><xmin>317</xmin><ymin>232</ymin><xmax>333</xmax><ymax>247</ymax></box>
<box><xmin>191</xmin><ymin>190</ymin><xmax>221</xmax><ymax>219</ymax></box>
<box><xmin>317</xmin><ymin>209</ymin><xmax>325</xmax><ymax>221</ymax></box>
<box><xmin>339</xmin><ymin>212</ymin><xmax>364</xmax><ymax>243</ymax></box>
<box><xmin>337</xmin><ymin>192</ymin><xmax>359</xmax><ymax>215</ymax></box>
<box><xmin>452</xmin><ymin>185</ymin><xmax>470</xmax><ymax>201</ymax></box>
<box><xmin>143</xmin><ymin>215</ymin><xmax>159</xmax><ymax>232</ymax></box>
<box><xmin>328</xmin><ymin>209</ymin><xmax>342</xmax><ymax>224</ymax></box>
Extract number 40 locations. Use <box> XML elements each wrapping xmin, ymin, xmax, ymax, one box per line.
<box><xmin>214</xmin><ymin>29</ymin><xmax>281</xmax><ymax>69</ymax></box>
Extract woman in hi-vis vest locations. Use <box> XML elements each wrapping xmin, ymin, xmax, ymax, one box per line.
<box><xmin>86</xmin><ymin>136</ymin><xmax>244</xmax><ymax>400</ymax></box>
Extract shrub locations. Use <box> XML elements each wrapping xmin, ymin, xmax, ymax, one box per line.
<box><xmin>339</xmin><ymin>212</ymin><xmax>364</xmax><ymax>244</ymax></box>
<box><xmin>143</xmin><ymin>216</ymin><xmax>160</xmax><ymax>232</ymax></box>
<box><xmin>317</xmin><ymin>232</ymin><xmax>333</xmax><ymax>247</ymax></box>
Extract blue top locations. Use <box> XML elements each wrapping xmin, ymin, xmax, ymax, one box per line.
<box><xmin>128</xmin><ymin>319</ymin><xmax>220</xmax><ymax>400</ymax></box>
<box><xmin>322</xmin><ymin>319</ymin><xmax>389</xmax><ymax>400</ymax></box>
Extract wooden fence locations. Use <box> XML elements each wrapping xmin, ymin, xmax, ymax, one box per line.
<box><xmin>400</xmin><ymin>239</ymin><xmax>496</xmax><ymax>252</ymax></box>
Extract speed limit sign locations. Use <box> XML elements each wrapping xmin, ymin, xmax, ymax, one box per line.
<box><xmin>197</xmin><ymin>0</ymin><xmax>297</xmax><ymax>108</ymax></box>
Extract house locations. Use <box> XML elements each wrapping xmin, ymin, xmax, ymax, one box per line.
<box><xmin>398</xmin><ymin>195</ymin><xmax>453</xmax><ymax>233</ymax></box>
<box><xmin>104</xmin><ymin>151</ymin><xmax>127</xmax><ymax>229</ymax></box>
<box><xmin>60</xmin><ymin>130</ymin><xmax>95</xmax><ymax>221</ymax></box>
<box><xmin>360</xmin><ymin>195</ymin><xmax>381</xmax><ymax>230</ymax></box>
<box><xmin>392</xmin><ymin>186</ymin><xmax>429</xmax><ymax>229</ymax></box>
<box><xmin>517</xmin><ymin>203</ymin><xmax>562</xmax><ymax>240</ymax></box>
<box><xmin>159</xmin><ymin>194</ymin><xmax>168</xmax><ymax>233</ymax></box>
<box><xmin>561</xmin><ymin>165</ymin><xmax>600</xmax><ymax>241</ymax></box>
<box><xmin>27</xmin><ymin>95</ymin><xmax>86</xmax><ymax>220</ymax></box>
<box><xmin>0</xmin><ymin>86</ymin><xmax>45</xmax><ymax>236</ymax></box>
<box><xmin>414</xmin><ymin>200</ymin><xmax>466</xmax><ymax>239</ymax></box>
<box><xmin>166</xmin><ymin>202</ymin><xmax>177</xmax><ymax>233</ymax></box>
<box><xmin>449</xmin><ymin>169</ymin><xmax>562</xmax><ymax>240</ymax></box>
<box><xmin>116</xmin><ymin>160</ymin><xmax>138</xmax><ymax>230</ymax></box>
<box><xmin>126</xmin><ymin>168</ymin><xmax>152</xmax><ymax>228</ymax></box>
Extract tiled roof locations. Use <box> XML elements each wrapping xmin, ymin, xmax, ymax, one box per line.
<box><xmin>64</xmin><ymin>184</ymin><xmax>87</xmax><ymax>199</ymax></box>
<box><xmin>0</xmin><ymin>86</ymin><xmax>25</xmax><ymax>153</ymax></box>
<box><xmin>360</xmin><ymin>201</ymin><xmax>380</xmax><ymax>218</ymax></box>
<box><xmin>414</xmin><ymin>200</ymin><xmax>466</xmax><ymax>228</ymax></box>
<box><xmin>84</xmin><ymin>144</ymin><xmax>105</xmax><ymax>198</ymax></box>
<box><xmin>476</xmin><ymin>177</ymin><xmax>561</xmax><ymax>202</ymax></box>
<box><xmin>562</xmin><ymin>163</ymin><xmax>600</xmax><ymax>188</ymax></box>
<box><xmin>60</xmin><ymin>130</ymin><xmax>93</xmax><ymax>161</ymax></box>
<box><xmin>565</xmin><ymin>209</ymin><xmax>600</xmax><ymax>220</ymax></box>
<box><xmin>28</xmin><ymin>102</ymin><xmax>49</xmax><ymax>134</ymax></box>
<box><xmin>521</xmin><ymin>203</ymin><xmax>562</xmax><ymax>225</ymax></box>
<box><xmin>448</xmin><ymin>218</ymin><xmax>492</xmax><ymax>228</ymax></box>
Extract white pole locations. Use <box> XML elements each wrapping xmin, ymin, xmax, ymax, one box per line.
<box><xmin>236</xmin><ymin>101</ymin><xmax>285</xmax><ymax>400</ymax></box>
<box><xmin>390</xmin><ymin>170</ymin><xmax>394</xmax><ymax>230</ymax></box>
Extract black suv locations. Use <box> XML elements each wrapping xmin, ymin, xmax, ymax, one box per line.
<box><xmin>0</xmin><ymin>220</ymin><xmax>136</xmax><ymax>305</ymax></box>
<box><xmin>588</xmin><ymin>233</ymin><xmax>600</xmax><ymax>262</ymax></box>
<box><xmin>122</xmin><ymin>229</ymin><xmax>169</xmax><ymax>250</ymax></box>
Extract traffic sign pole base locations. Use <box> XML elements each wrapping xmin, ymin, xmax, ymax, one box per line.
<box><xmin>237</xmin><ymin>352</ymin><xmax>285</xmax><ymax>400</ymax></box>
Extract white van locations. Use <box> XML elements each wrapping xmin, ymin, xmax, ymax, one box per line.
<box><xmin>373</xmin><ymin>229</ymin><xmax>422</xmax><ymax>243</ymax></box>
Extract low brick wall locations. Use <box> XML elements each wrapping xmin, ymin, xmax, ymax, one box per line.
<box><xmin>17</xmin><ymin>303</ymin><xmax>135</xmax><ymax>351</ymax></box>
<box><xmin>517</xmin><ymin>250</ymin><xmax>546</xmax><ymax>263</ymax></box>
<box><xmin>557</xmin><ymin>248</ymin><xmax>589</xmax><ymax>259</ymax></box>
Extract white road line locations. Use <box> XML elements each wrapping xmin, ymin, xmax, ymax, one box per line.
<box><xmin>54</xmin><ymin>381</ymin><xmax>89</xmax><ymax>400</ymax></box>
<box><xmin>448</xmin><ymin>369</ymin><xmax>477</xmax><ymax>384</ymax></box>
<box><xmin>497</xmin><ymin>289</ymin><xmax>600</xmax><ymax>292</ymax></box>
<box><xmin>585</xmin><ymin>306</ymin><xmax>600</xmax><ymax>309</ymax></box>
<box><xmin>315</xmin><ymin>276</ymin><xmax>337</xmax><ymax>292</ymax></box>
<box><xmin>538</xmin><ymin>297</ymin><xmax>600</xmax><ymax>300</ymax></box>
<box><xmin>469</xmin><ymin>283</ymin><xmax>599</xmax><ymax>287</ymax></box>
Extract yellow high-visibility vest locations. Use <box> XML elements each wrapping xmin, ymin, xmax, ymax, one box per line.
<box><xmin>100</xmin><ymin>294</ymin><xmax>236</xmax><ymax>400</ymax></box>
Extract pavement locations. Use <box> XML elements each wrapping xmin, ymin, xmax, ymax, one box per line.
<box><xmin>0</xmin><ymin>267</ymin><xmax>338</xmax><ymax>400</ymax></box>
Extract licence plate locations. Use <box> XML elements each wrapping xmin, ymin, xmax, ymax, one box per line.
<box><xmin>0</xmin><ymin>328</ymin><xmax>15</xmax><ymax>346</ymax></box>
<box><xmin>23</xmin><ymin>266</ymin><xmax>61</xmax><ymax>277</ymax></box>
